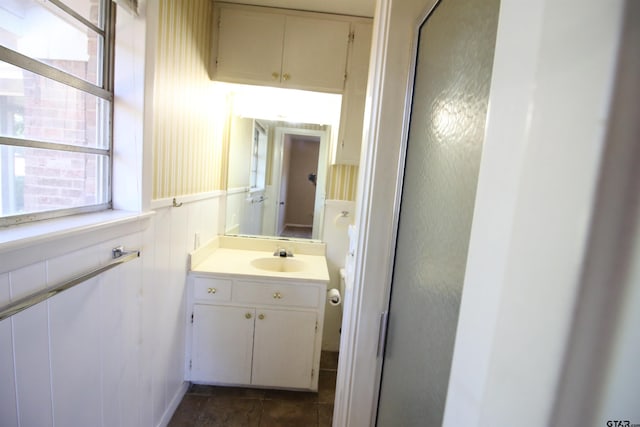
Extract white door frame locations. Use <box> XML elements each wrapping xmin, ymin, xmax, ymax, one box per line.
<box><xmin>272</xmin><ymin>126</ymin><xmax>329</xmax><ymax>240</ymax></box>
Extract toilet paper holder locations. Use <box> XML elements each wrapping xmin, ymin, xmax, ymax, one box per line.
<box><xmin>327</xmin><ymin>288</ymin><xmax>341</xmax><ymax>306</ymax></box>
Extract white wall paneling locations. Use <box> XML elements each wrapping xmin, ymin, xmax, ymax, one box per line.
<box><xmin>0</xmin><ymin>274</ymin><xmax>18</xmax><ymax>426</ymax></box>
<box><xmin>225</xmin><ymin>188</ymin><xmax>248</xmax><ymax>234</ymax></box>
<box><xmin>48</xmin><ymin>255</ymin><xmax>102</xmax><ymax>427</ymax></box>
<box><xmin>0</xmin><ymin>196</ymin><xmax>223</xmax><ymax>427</ymax></box>
<box><xmin>167</xmin><ymin>204</ymin><xmax>190</xmax><ymax>418</ymax></box>
<box><xmin>10</xmin><ymin>263</ymin><xmax>52</xmax><ymax>427</ymax></box>
<box><xmin>321</xmin><ymin>200</ymin><xmax>355</xmax><ymax>351</ymax></box>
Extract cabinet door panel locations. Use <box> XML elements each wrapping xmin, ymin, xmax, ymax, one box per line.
<box><xmin>252</xmin><ymin>309</ymin><xmax>317</xmax><ymax>389</ymax></box>
<box><xmin>281</xmin><ymin>16</ymin><xmax>350</xmax><ymax>92</ymax></box>
<box><xmin>191</xmin><ymin>305</ymin><xmax>254</xmax><ymax>384</ymax></box>
<box><xmin>335</xmin><ymin>22</ymin><xmax>373</xmax><ymax>164</ymax></box>
<box><xmin>216</xmin><ymin>8</ymin><xmax>285</xmax><ymax>85</ymax></box>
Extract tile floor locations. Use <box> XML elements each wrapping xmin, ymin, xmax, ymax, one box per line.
<box><xmin>168</xmin><ymin>351</ymin><xmax>338</xmax><ymax>427</ymax></box>
<box><xmin>279</xmin><ymin>226</ymin><xmax>313</xmax><ymax>239</ymax></box>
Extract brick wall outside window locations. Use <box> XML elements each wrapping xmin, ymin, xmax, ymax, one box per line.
<box><xmin>16</xmin><ymin>1</ymin><xmax>104</xmax><ymax>214</ymax></box>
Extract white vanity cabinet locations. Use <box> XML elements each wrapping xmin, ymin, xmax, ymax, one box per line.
<box><xmin>187</xmin><ymin>274</ymin><xmax>327</xmax><ymax>391</ymax></box>
<box><xmin>213</xmin><ymin>4</ymin><xmax>351</xmax><ymax>93</ymax></box>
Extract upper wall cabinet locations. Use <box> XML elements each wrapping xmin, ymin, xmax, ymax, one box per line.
<box><xmin>214</xmin><ymin>8</ymin><xmax>286</xmax><ymax>86</ymax></box>
<box><xmin>213</xmin><ymin>4</ymin><xmax>351</xmax><ymax>93</ymax></box>
<box><xmin>281</xmin><ymin>16</ymin><xmax>350</xmax><ymax>92</ymax></box>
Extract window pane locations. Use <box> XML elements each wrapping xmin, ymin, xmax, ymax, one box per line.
<box><xmin>58</xmin><ymin>0</ymin><xmax>104</xmax><ymax>28</ymax></box>
<box><xmin>0</xmin><ymin>145</ymin><xmax>109</xmax><ymax>217</ymax></box>
<box><xmin>0</xmin><ymin>61</ymin><xmax>110</xmax><ymax>149</ymax></box>
<box><xmin>0</xmin><ymin>0</ymin><xmax>103</xmax><ymax>86</ymax></box>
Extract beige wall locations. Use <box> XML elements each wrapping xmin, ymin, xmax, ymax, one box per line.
<box><xmin>327</xmin><ymin>164</ymin><xmax>358</xmax><ymax>201</ymax></box>
<box><xmin>152</xmin><ymin>0</ymin><xmax>225</xmax><ymax>199</ymax></box>
<box><xmin>151</xmin><ymin>1</ymin><xmax>358</xmax><ymax>204</ymax></box>
<box><xmin>151</xmin><ymin>0</ymin><xmax>358</xmax><ymax>203</ymax></box>
<box><xmin>284</xmin><ymin>137</ymin><xmax>320</xmax><ymax>226</ymax></box>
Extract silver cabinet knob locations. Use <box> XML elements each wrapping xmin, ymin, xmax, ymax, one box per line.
<box><xmin>207</xmin><ymin>287</ymin><xmax>216</xmax><ymax>294</ymax></box>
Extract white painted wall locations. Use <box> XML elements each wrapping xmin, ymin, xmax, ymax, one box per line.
<box><xmin>548</xmin><ymin>5</ymin><xmax>640</xmax><ymax>424</ymax></box>
<box><xmin>445</xmin><ymin>0</ymin><xmax>625</xmax><ymax>425</ymax></box>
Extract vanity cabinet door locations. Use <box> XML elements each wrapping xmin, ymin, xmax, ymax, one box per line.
<box><xmin>251</xmin><ymin>308</ymin><xmax>317</xmax><ymax>389</ymax></box>
<box><xmin>280</xmin><ymin>16</ymin><xmax>350</xmax><ymax>92</ymax></box>
<box><xmin>191</xmin><ymin>304</ymin><xmax>255</xmax><ymax>384</ymax></box>
<box><xmin>215</xmin><ymin>8</ymin><xmax>285</xmax><ymax>86</ymax></box>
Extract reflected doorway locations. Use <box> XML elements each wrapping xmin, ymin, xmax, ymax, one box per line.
<box><xmin>272</xmin><ymin>126</ymin><xmax>328</xmax><ymax>240</ymax></box>
<box><xmin>277</xmin><ymin>133</ymin><xmax>320</xmax><ymax>239</ymax></box>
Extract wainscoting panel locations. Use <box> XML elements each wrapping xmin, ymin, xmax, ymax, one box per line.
<box><xmin>0</xmin><ymin>197</ymin><xmax>223</xmax><ymax>427</ymax></box>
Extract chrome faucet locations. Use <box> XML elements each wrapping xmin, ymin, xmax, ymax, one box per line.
<box><xmin>273</xmin><ymin>248</ymin><xmax>293</xmax><ymax>258</ymax></box>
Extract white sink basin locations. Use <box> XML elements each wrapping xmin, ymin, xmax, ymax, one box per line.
<box><xmin>250</xmin><ymin>257</ymin><xmax>306</xmax><ymax>273</ymax></box>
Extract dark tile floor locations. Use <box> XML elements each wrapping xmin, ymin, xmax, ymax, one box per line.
<box><xmin>169</xmin><ymin>351</ymin><xmax>338</xmax><ymax>427</ymax></box>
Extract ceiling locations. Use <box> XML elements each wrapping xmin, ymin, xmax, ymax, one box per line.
<box><xmin>217</xmin><ymin>0</ymin><xmax>376</xmax><ymax>18</ymax></box>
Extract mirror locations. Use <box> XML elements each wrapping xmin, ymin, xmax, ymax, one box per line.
<box><xmin>221</xmin><ymin>84</ymin><xmax>342</xmax><ymax>241</ymax></box>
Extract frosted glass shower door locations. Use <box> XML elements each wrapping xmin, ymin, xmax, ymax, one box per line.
<box><xmin>375</xmin><ymin>0</ymin><xmax>499</xmax><ymax>425</ymax></box>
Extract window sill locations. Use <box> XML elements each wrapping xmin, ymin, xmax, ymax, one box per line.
<box><xmin>0</xmin><ymin>210</ymin><xmax>155</xmax><ymax>274</ymax></box>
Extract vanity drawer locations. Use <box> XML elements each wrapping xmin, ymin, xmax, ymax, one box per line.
<box><xmin>193</xmin><ymin>277</ymin><xmax>232</xmax><ymax>302</ymax></box>
<box><xmin>234</xmin><ymin>281</ymin><xmax>320</xmax><ymax>308</ymax></box>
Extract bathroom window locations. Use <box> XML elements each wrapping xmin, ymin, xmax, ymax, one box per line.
<box><xmin>0</xmin><ymin>0</ymin><xmax>115</xmax><ymax>226</ymax></box>
<box><xmin>250</xmin><ymin>121</ymin><xmax>267</xmax><ymax>191</ymax></box>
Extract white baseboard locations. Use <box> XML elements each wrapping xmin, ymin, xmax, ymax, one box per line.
<box><xmin>157</xmin><ymin>381</ymin><xmax>189</xmax><ymax>427</ymax></box>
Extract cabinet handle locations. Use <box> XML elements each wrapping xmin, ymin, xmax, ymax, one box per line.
<box><xmin>245</xmin><ymin>313</ymin><xmax>252</xmax><ymax>319</ymax></box>
<box><xmin>273</xmin><ymin>292</ymin><xmax>282</xmax><ymax>299</ymax></box>
<box><xmin>282</xmin><ymin>73</ymin><xmax>290</xmax><ymax>81</ymax></box>
<box><xmin>271</xmin><ymin>71</ymin><xmax>279</xmax><ymax>80</ymax></box>
<box><xmin>258</xmin><ymin>314</ymin><xmax>265</xmax><ymax>320</ymax></box>
<box><xmin>207</xmin><ymin>287</ymin><xmax>216</xmax><ymax>294</ymax></box>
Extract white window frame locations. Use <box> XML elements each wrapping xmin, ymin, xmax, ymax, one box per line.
<box><xmin>249</xmin><ymin>120</ymin><xmax>268</xmax><ymax>191</ymax></box>
<box><xmin>0</xmin><ymin>0</ymin><xmax>116</xmax><ymax>227</ymax></box>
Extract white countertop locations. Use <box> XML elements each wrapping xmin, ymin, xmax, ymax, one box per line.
<box><xmin>190</xmin><ymin>237</ymin><xmax>330</xmax><ymax>282</ymax></box>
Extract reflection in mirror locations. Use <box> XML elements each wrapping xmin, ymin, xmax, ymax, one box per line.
<box><xmin>221</xmin><ymin>83</ymin><xmax>342</xmax><ymax>241</ymax></box>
